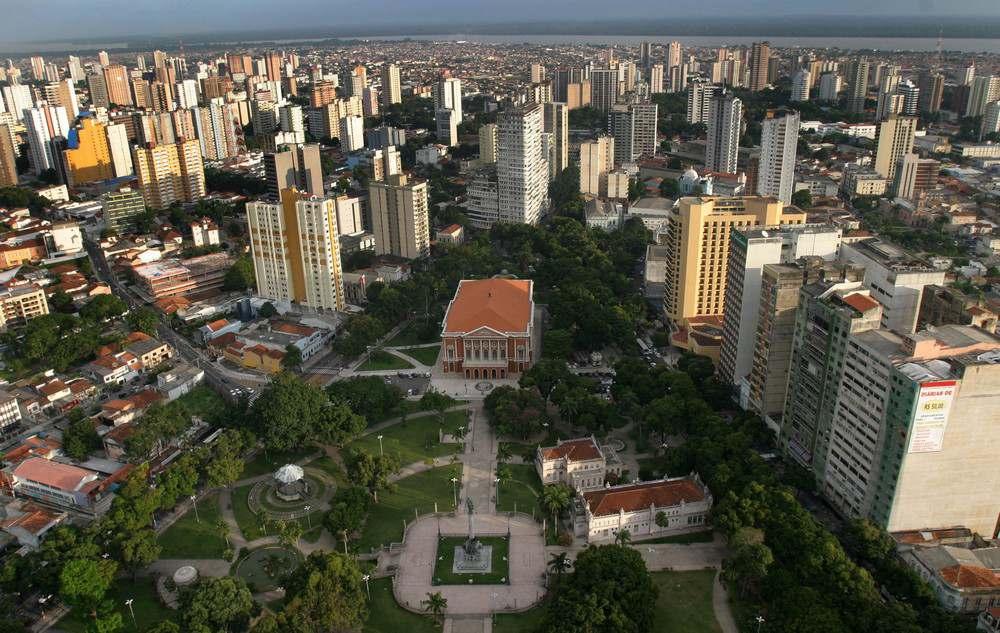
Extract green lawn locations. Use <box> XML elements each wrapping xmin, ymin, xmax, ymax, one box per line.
<box><xmin>240</xmin><ymin>447</ymin><xmax>318</xmax><ymax>479</ymax></box>
<box><xmin>363</xmin><ymin>577</ymin><xmax>440</xmax><ymax>633</ymax></box>
<box><xmin>357</xmin><ymin>350</ymin><xmax>414</xmax><ymax>371</ymax></box>
<box><xmin>175</xmin><ymin>385</ymin><xmax>228</xmax><ymax>424</ymax></box>
<box><xmin>308</xmin><ymin>455</ymin><xmax>347</xmax><ymax>484</ymax></box>
<box><xmin>651</xmin><ymin>570</ymin><xmax>722</xmax><ymax>633</ymax></box>
<box><xmin>497</xmin><ymin>464</ymin><xmax>543</xmax><ymax>519</ymax></box>
<box><xmin>348</xmin><ymin>410</ymin><xmax>468</xmax><ymax>466</ymax></box>
<box><xmin>386</xmin><ymin>322</ymin><xmax>441</xmax><ymax>347</ymax></box>
<box><xmin>433</xmin><ymin>536</ymin><xmax>510</xmax><ymax>585</ymax></box>
<box><xmin>229</xmin><ymin>482</ymin><xmax>326</xmax><ymax>542</ymax></box>
<box><xmin>494</xmin><ymin>602</ymin><xmax>547</xmax><ymax>633</ymax></box>
<box><xmin>499</xmin><ymin>440</ymin><xmax>536</xmax><ymax>463</ymax></box>
<box><xmin>357</xmin><ymin>465</ymin><xmax>463</xmax><ymax>552</ymax></box>
<box><xmin>58</xmin><ymin>578</ymin><xmax>177</xmax><ymax>633</ymax></box>
<box><xmin>639</xmin><ymin>530</ymin><xmax>715</xmax><ymax>545</ymax></box>
<box><xmin>157</xmin><ymin>493</ymin><xmax>228</xmax><ymax>559</ymax></box>
<box><xmin>403</xmin><ymin>345</ymin><xmax>440</xmax><ymax>366</ymax></box>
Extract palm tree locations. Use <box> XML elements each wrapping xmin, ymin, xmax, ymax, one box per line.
<box><xmin>421</xmin><ymin>591</ymin><xmax>448</xmax><ymax>625</ymax></box>
<box><xmin>497</xmin><ymin>443</ymin><xmax>513</xmax><ymax>464</ymax></box>
<box><xmin>541</xmin><ymin>483</ymin><xmax>573</xmax><ymax>538</ymax></box>
<box><xmin>496</xmin><ymin>465</ymin><xmax>513</xmax><ymax>488</ymax></box>
<box><xmin>548</xmin><ymin>552</ymin><xmax>572</xmax><ymax>579</ymax></box>
<box><xmin>614</xmin><ymin>528</ymin><xmax>632</xmax><ymax>547</ymax></box>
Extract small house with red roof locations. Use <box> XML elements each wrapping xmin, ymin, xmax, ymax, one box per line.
<box><xmin>0</xmin><ymin>500</ymin><xmax>67</xmax><ymax>548</ymax></box>
<box><xmin>575</xmin><ymin>474</ymin><xmax>712</xmax><ymax>543</ymax></box>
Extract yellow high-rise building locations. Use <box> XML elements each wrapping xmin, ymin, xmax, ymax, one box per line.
<box><xmin>662</xmin><ymin>196</ymin><xmax>807</xmax><ymax>322</ymax></box>
<box><xmin>246</xmin><ymin>188</ymin><xmax>345</xmax><ymax>311</ymax></box>
<box><xmin>131</xmin><ymin>139</ymin><xmax>205</xmax><ymax>210</ymax></box>
<box><xmin>63</xmin><ymin>118</ymin><xmax>115</xmax><ymax>186</ymax></box>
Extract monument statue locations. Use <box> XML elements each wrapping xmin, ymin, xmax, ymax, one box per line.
<box><xmin>452</xmin><ymin>494</ymin><xmax>491</xmax><ymax>573</ymax></box>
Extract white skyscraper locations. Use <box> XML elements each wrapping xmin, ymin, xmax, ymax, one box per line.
<box><xmin>649</xmin><ymin>64</ymin><xmax>665</xmax><ymax>94</ymax></box>
<box><xmin>705</xmin><ymin>92</ymin><xmax>742</xmax><ymax>174</ymax></box>
<box><xmin>434</xmin><ymin>76</ymin><xmax>462</xmax><ymax>124</ymax></box>
<box><xmin>106</xmin><ymin>123</ymin><xmax>134</xmax><ymax>178</ymax></box>
<box><xmin>67</xmin><ymin>56</ymin><xmax>85</xmax><ymax>82</ymax></box>
<box><xmin>436</xmin><ymin>108</ymin><xmax>459</xmax><ymax>147</ymax></box>
<box><xmin>791</xmin><ymin>69</ymin><xmax>811</xmax><ymax>102</ymax></box>
<box><xmin>818</xmin><ymin>72</ymin><xmax>842</xmax><ymax>101</ymax></box>
<box><xmin>381</xmin><ymin>63</ymin><xmax>402</xmax><ymax>107</ymax></box>
<box><xmin>667</xmin><ymin>41</ymin><xmax>682</xmax><ymax>70</ymax></box>
<box><xmin>757</xmin><ymin>109</ymin><xmax>800</xmax><ymax>203</ymax></box>
<box><xmin>23</xmin><ymin>105</ymin><xmax>69</xmax><ymax>175</ymax></box>
<box><xmin>176</xmin><ymin>79</ymin><xmax>199</xmax><ymax>109</ymax></box>
<box><xmin>981</xmin><ymin>101</ymin><xmax>1000</xmax><ymax>140</ymax></box>
<box><xmin>965</xmin><ymin>75</ymin><xmax>1000</xmax><ymax>118</ymax></box>
<box><xmin>340</xmin><ymin>115</ymin><xmax>364</xmax><ymax>152</ymax></box>
<box><xmin>2</xmin><ymin>85</ymin><xmax>33</xmax><ymax>122</ymax></box>
<box><xmin>497</xmin><ymin>103</ymin><xmax>548</xmax><ymax>225</ymax></box>
<box><xmin>686</xmin><ymin>81</ymin><xmax>720</xmax><ymax>124</ymax></box>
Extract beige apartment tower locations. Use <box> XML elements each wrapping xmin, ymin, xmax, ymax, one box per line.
<box><xmin>479</xmin><ymin>123</ymin><xmax>498</xmax><ymax>164</ymax></box>
<box><xmin>246</xmin><ymin>188</ymin><xmax>345</xmax><ymax>311</ymax></box>
<box><xmin>381</xmin><ymin>63</ymin><xmax>402</xmax><ymax>107</ymax></box>
<box><xmin>661</xmin><ymin>196</ymin><xmax>807</xmax><ymax>322</ymax></box>
<box><xmin>369</xmin><ymin>174</ymin><xmax>430</xmax><ymax>260</ymax></box>
<box><xmin>132</xmin><ymin>140</ymin><xmax>206</xmax><ymax>209</ymax></box>
<box><xmin>0</xmin><ymin>124</ymin><xmax>16</xmax><ymax>186</ymax></box>
<box><xmin>579</xmin><ymin>136</ymin><xmax>614</xmax><ymax>197</ymax></box>
<box><xmin>874</xmin><ymin>115</ymin><xmax>918</xmax><ymax>183</ymax></box>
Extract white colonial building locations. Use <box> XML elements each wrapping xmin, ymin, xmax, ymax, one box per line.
<box><xmin>536</xmin><ymin>436</ymin><xmax>609</xmax><ymax>492</ymax></box>
<box><xmin>574</xmin><ymin>475</ymin><xmax>712</xmax><ymax>543</ymax></box>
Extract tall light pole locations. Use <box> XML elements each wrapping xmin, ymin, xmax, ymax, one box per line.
<box><xmin>756</xmin><ymin>615</ymin><xmax>765</xmax><ymax>633</ymax></box>
<box><xmin>450</xmin><ymin>477</ymin><xmax>459</xmax><ymax>508</ymax></box>
<box><xmin>125</xmin><ymin>598</ymin><xmax>136</xmax><ymax>629</ymax></box>
<box><xmin>191</xmin><ymin>495</ymin><xmax>200</xmax><ymax>522</ymax></box>
<box><xmin>362</xmin><ymin>574</ymin><xmax>371</xmax><ymax>600</ymax></box>
<box><xmin>495</xmin><ymin>476</ymin><xmax>501</xmax><ymax>507</ymax></box>
<box><xmin>377</xmin><ymin>435</ymin><xmax>384</xmax><ymax>457</ymax></box>
<box><xmin>304</xmin><ymin>506</ymin><xmax>312</xmax><ymax>528</ymax></box>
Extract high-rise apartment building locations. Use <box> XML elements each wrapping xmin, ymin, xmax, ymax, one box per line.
<box><xmin>965</xmin><ymin>75</ymin><xmax>1000</xmax><ymax>118</ymax></box>
<box><xmin>756</xmin><ymin>109</ymin><xmax>800</xmax><ymax>203</ymax></box>
<box><xmin>917</xmin><ymin>71</ymin><xmax>944</xmax><ymax>113</ymax></box>
<box><xmin>348</xmin><ymin>65</ymin><xmax>367</xmax><ymax>98</ymax></box>
<box><xmin>103</xmin><ymin>64</ymin><xmax>133</xmax><ymax>106</ymax></box>
<box><xmin>748</xmin><ymin>42</ymin><xmax>771</xmax><ymax>91</ymax></box>
<box><xmin>667</xmin><ymin>41</ymin><xmax>682</xmax><ymax>70</ymax></box>
<box><xmin>894</xmin><ymin>153</ymin><xmax>939</xmax><ymax>200</ymax></box>
<box><xmin>589</xmin><ymin>68</ymin><xmax>619</xmax><ymax>113</ymax></box>
<box><xmin>369</xmin><ymin>173</ymin><xmax>430</xmax><ymax>260</ymax></box>
<box><xmin>543</xmin><ymin>102</ymin><xmax>568</xmax><ymax>176</ymax></box>
<box><xmin>718</xmin><ymin>225</ymin><xmax>842</xmax><ymax>407</ymax></box>
<box><xmin>791</xmin><ymin>69</ymin><xmax>811</xmax><ymax>102</ymax></box>
<box><xmin>434</xmin><ymin>76</ymin><xmax>462</xmax><ymax>124</ymax></box>
<box><xmin>661</xmin><ymin>196</ymin><xmax>806</xmax><ymax>323</ymax></box>
<box><xmin>246</xmin><ymin>188</ymin><xmax>345</xmax><ymax>311</ymax></box>
<box><xmin>982</xmin><ymin>101</ymin><xmax>1000</xmax><ymax>140</ymax></box>
<box><xmin>608</xmin><ymin>99</ymin><xmax>658</xmax><ymax>167</ymax></box>
<box><xmin>496</xmin><ymin>104</ymin><xmax>548</xmax><ymax>225</ymax></box>
<box><xmin>264</xmin><ymin>52</ymin><xmax>283</xmax><ymax>82</ymax></box>
<box><xmin>847</xmin><ymin>59</ymin><xmax>870</xmax><ymax>115</ymax></box>
<box><xmin>0</xmin><ymin>124</ymin><xmax>16</xmax><ymax>186</ymax></box>
<box><xmin>649</xmin><ymin>64</ymin><xmax>664</xmax><ymax>94</ymax></box>
<box><xmin>579</xmin><ymin>135</ymin><xmax>614</xmax><ymax>197</ymax></box>
<box><xmin>2</xmin><ymin>85</ymin><xmax>33</xmax><ymax>122</ymax></box>
<box><xmin>817</xmin><ymin>72</ymin><xmax>842</xmax><ymax>101</ymax></box>
<box><xmin>340</xmin><ymin>115</ymin><xmax>364</xmax><ymax>152</ymax></box>
<box><xmin>63</xmin><ymin>117</ymin><xmax>115</xmax><ymax>185</ymax></box>
<box><xmin>43</xmin><ymin>80</ymin><xmax>79</xmax><ymax>118</ymax></box>
<box><xmin>840</xmin><ymin>238</ymin><xmax>945</xmax><ymax>334</ymax></box>
<box><xmin>705</xmin><ymin>92</ymin><xmax>742</xmax><ymax>174</ymax></box>
<box><xmin>175</xmin><ymin>80</ymin><xmax>199</xmax><ymax>109</ymax></box>
<box><xmin>873</xmin><ymin>115</ymin><xmax>918</xmax><ymax>183</ymax></box>
<box><xmin>381</xmin><ymin>63</ymin><xmax>401</xmax><ymax>107</ymax></box>
<box><xmin>435</xmin><ymin>108</ymin><xmax>459</xmax><ymax>147</ymax></box>
<box><xmin>24</xmin><ymin>105</ymin><xmax>70</xmax><ymax>176</ymax></box>
<box><xmin>479</xmin><ymin>123</ymin><xmax>498</xmax><ymax>164</ymax></box>
<box><xmin>132</xmin><ymin>139</ymin><xmax>205</xmax><ymax>209</ymax></box>
<box><xmin>194</xmin><ymin>101</ymin><xmax>242</xmax><ymax>161</ymax></box>
<box><xmin>264</xmin><ymin>144</ymin><xmax>323</xmax><ymax>199</ymax></box>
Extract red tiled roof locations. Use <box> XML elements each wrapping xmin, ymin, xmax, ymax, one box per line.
<box><xmin>205</xmin><ymin>319</ymin><xmax>229</xmax><ymax>332</ymax></box>
<box><xmin>443</xmin><ymin>279</ymin><xmax>532</xmax><ymax>334</ymax></box>
<box><xmin>209</xmin><ymin>332</ymin><xmax>238</xmax><ymax>349</ymax></box>
<box><xmin>124</xmin><ymin>331</ymin><xmax>152</xmax><ymax>344</ymax></box>
<box><xmin>37</xmin><ymin>380</ymin><xmax>68</xmax><ymax>397</ymax></box>
<box><xmin>542</xmin><ymin>438</ymin><xmax>602</xmax><ymax>462</ymax></box>
<box><xmin>440</xmin><ymin>223</ymin><xmax>462</xmax><ymax>234</ymax></box>
<box><xmin>12</xmin><ymin>458</ymin><xmax>95</xmax><ymax>492</ymax></box>
<box><xmin>583</xmin><ymin>479</ymin><xmax>707</xmax><ymax>517</ymax></box>
<box><xmin>272</xmin><ymin>322</ymin><xmax>316</xmax><ymax>337</ymax></box>
<box><xmin>128</xmin><ymin>389</ymin><xmax>163</xmax><ymax>410</ymax></box>
<box><xmin>939</xmin><ymin>564</ymin><xmax>1000</xmax><ymax>589</ymax></box>
<box><xmin>0</xmin><ymin>503</ymin><xmax>63</xmax><ymax>535</ymax></box>
<box><xmin>841</xmin><ymin>292</ymin><xmax>881</xmax><ymax>314</ymax></box>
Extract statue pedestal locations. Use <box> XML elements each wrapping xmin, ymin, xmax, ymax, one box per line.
<box><xmin>452</xmin><ymin>542</ymin><xmax>493</xmax><ymax>574</ymax></box>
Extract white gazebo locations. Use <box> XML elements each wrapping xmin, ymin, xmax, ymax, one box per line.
<box><xmin>273</xmin><ymin>464</ymin><xmax>307</xmax><ymax>501</ymax></box>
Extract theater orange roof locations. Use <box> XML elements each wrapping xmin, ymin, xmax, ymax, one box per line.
<box><xmin>583</xmin><ymin>479</ymin><xmax>707</xmax><ymax>517</ymax></box>
<box><xmin>443</xmin><ymin>279</ymin><xmax>532</xmax><ymax>334</ymax></box>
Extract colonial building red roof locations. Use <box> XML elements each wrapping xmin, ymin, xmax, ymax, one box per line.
<box><xmin>939</xmin><ymin>565</ymin><xmax>1000</xmax><ymax>589</ymax></box>
<box><xmin>583</xmin><ymin>478</ymin><xmax>707</xmax><ymax>517</ymax></box>
<box><xmin>541</xmin><ymin>438</ymin><xmax>602</xmax><ymax>462</ymax></box>
<box><xmin>443</xmin><ymin>279</ymin><xmax>532</xmax><ymax>334</ymax></box>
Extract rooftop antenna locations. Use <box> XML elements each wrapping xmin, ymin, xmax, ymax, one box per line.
<box><xmin>935</xmin><ymin>29</ymin><xmax>943</xmax><ymax>69</ymax></box>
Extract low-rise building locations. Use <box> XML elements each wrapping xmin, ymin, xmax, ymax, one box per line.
<box><xmin>155</xmin><ymin>363</ymin><xmax>205</xmax><ymax>401</ymax></box>
<box><xmin>536</xmin><ymin>437</ymin><xmax>607</xmax><ymax>492</ymax></box>
<box><xmin>574</xmin><ymin>475</ymin><xmax>713</xmax><ymax>543</ymax></box>
<box><xmin>0</xmin><ymin>282</ymin><xmax>49</xmax><ymax>330</ymax></box>
<box><xmin>196</xmin><ymin>318</ymin><xmax>242</xmax><ymax>344</ymax></box>
<box><xmin>190</xmin><ymin>217</ymin><xmax>220</xmax><ymax>247</ymax></box>
<box><xmin>0</xmin><ymin>500</ymin><xmax>67</xmax><ymax>548</ymax></box>
<box><xmin>436</xmin><ymin>223</ymin><xmax>464</xmax><ymax>245</ymax></box>
<box><xmin>584</xmin><ymin>198</ymin><xmax>624</xmax><ymax>231</ymax></box>
<box><xmin>899</xmin><ymin>543</ymin><xmax>1000</xmax><ymax>614</ymax></box>
<box><xmin>6</xmin><ymin>457</ymin><xmax>130</xmax><ymax>515</ymax></box>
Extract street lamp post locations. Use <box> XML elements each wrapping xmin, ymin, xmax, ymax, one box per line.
<box><xmin>756</xmin><ymin>615</ymin><xmax>765</xmax><ymax>633</ymax></box>
<box><xmin>362</xmin><ymin>574</ymin><xmax>371</xmax><ymax>600</ymax></box>
<box><xmin>377</xmin><ymin>435</ymin><xmax>384</xmax><ymax>457</ymax></box>
<box><xmin>450</xmin><ymin>477</ymin><xmax>459</xmax><ymax>508</ymax></box>
<box><xmin>304</xmin><ymin>505</ymin><xmax>312</xmax><ymax>528</ymax></box>
<box><xmin>125</xmin><ymin>598</ymin><xmax>136</xmax><ymax>629</ymax></box>
<box><xmin>495</xmin><ymin>476</ymin><xmax>501</xmax><ymax>506</ymax></box>
<box><xmin>191</xmin><ymin>495</ymin><xmax>200</xmax><ymax>523</ymax></box>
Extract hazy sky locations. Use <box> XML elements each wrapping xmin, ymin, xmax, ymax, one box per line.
<box><xmin>8</xmin><ymin>0</ymin><xmax>1000</xmax><ymax>42</ymax></box>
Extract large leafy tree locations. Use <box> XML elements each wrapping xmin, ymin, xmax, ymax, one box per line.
<box><xmin>180</xmin><ymin>577</ymin><xmax>254</xmax><ymax>633</ymax></box>
<box><xmin>324</xmin><ymin>486</ymin><xmax>371</xmax><ymax>548</ymax></box>
<box><xmin>251</xmin><ymin>372</ymin><xmax>329</xmax><ymax>450</ymax></box>
<box><xmin>345</xmin><ymin>448</ymin><xmax>399</xmax><ymax>502</ymax></box>
<box><xmin>59</xmin><ymin>558</ymin><xmax>117</xmax><ymax>619</ymax></box>
<box><xmin>327</xmin><ymin>377</ymin><xmax>402</xmax><ymax>424</ymax></box>
<box><xmin>542</xmin><ymin>545</ymin><xmax>657</xmax><ymax>633</ymax></box>
<box><xmin>263</xmin><ymin>552</ymin><xmax>368</xmax><ymax>633</ymax></box>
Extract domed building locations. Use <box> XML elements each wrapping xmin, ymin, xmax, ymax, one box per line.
<box><xmin>679</xmin><ymin>166</ymin><xmax>714</xmax><ymax>196</ymax></box>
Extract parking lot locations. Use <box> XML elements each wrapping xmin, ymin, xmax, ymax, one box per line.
<box><xmin>382</xmin><ymin>372</ymin><xmax>431</xmax><ymax>397</ymax></box>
